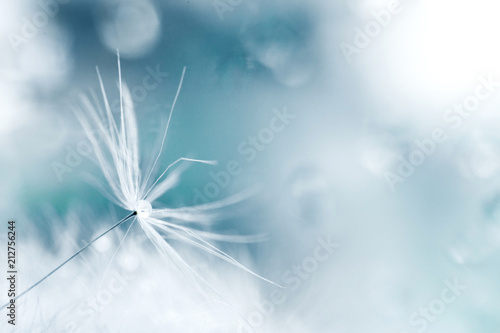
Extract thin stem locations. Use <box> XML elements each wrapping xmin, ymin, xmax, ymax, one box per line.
<box><xmin>0</xmin><ymin>212</ymin><xmax>137</xmax><ymax>311</ymax></box>
<box><xmin>98</xmin><ymin>217</ymin><xmax>136</xmax><ymax>289</ymax></box>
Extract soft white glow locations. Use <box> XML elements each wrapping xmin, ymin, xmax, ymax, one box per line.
<box><xmin>98</xmin><ymin>0</ymin><xmax>161</xmax><ymax>58</ymax></box>
<box><xmin>419</xmin><ymin>0</ymin><xmax>500</xmax><ymax>87</ymax></box>
<box><xmin>93</xmin><ymin>234</ymin><xmax>112</xmax><ymax>252</ymax></box>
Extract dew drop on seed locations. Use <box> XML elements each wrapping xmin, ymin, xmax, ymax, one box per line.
<box><xmin>136</xmin><ymin>200</ymin><xmax>152</xmax><ymax>218</ymax></box>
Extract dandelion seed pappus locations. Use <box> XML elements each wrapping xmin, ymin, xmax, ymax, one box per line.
<box><xmin>0</xmin><ymin>50</ymin><xmax>279</xmax><ymax>311</ymax></box>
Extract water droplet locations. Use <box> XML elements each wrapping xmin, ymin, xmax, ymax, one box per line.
<box><xmin>136</xmin><ymin>200</ymin><xmax>152</xmax><ymax>218</ymax></box>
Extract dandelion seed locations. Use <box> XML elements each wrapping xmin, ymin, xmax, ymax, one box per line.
<box><xmin>1</xmin><ymin>50</ymin><xmax>278</xmax><ymax>311</ymax></box>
